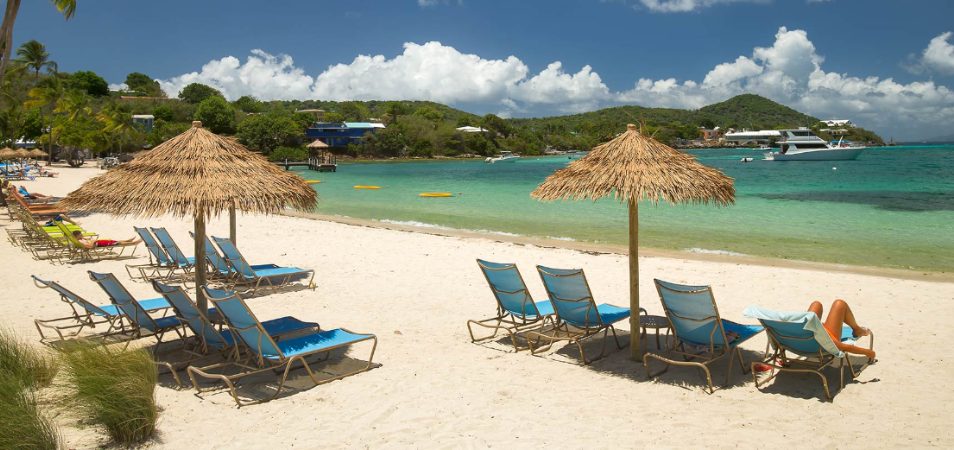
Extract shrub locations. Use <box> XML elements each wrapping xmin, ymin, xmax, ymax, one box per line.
<box><xmin>268</xmin><ymin>146</ymin><xmax>308</xmax><ymax>162</ymax></box>
<box><xmin>62</xmin><ymin>344</ymin><xmax>158</xmax><ymax>445</ymax></box>
<box><xmin>0</xmin><ymin>327</ymin><xmax>58</xmax><ymax>389</ymax></box>
<box><xmin>0</xmin><ymin>375</ymin><xmax>60</xmax><ymax>450</ymax></box>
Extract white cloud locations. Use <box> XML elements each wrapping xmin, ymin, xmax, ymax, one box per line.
<box><xmin>921</xmin><ymin>31</ymin><xmax>954</xmax><ymax>75</ymax></box>
<box><xmin>153</xmin><ymin>28</ymin><xmax>954</xmax><ymax>139</ymax></box>
<box><xmin>637</xmin><ymin>0</ymin><xmax>765</xmax><ymax>13</ymax></box>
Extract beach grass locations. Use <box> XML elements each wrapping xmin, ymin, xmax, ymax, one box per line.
<box><xmin>0</xmin><ymin>375</ymin><xmax>61</xmax><ymax>450</ymax></box>
<box><xmin>0</xmin><ymin>327</ymin><xmax>58</xmax><ymax>389</ymax></box>
<box><xmin>61</xmin><ymin>343</ymin><xmax>158</xmax><ymax>445</ymax></box>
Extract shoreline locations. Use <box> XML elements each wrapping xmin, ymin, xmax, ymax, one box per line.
<box><xmin>284</xmin><ymin>210</ymin><xmax>954</xmax><ymax>283</ymax></box>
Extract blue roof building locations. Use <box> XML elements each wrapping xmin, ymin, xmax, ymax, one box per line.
<box><xmin>305</xmin><ymin>121</ymin><xmax>386</xmax><ymax>148</ymax></box>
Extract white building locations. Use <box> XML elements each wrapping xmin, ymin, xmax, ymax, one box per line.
<box><xmin>820</xmin><ymin>119</ymin><xmax>854</xmax><ymax>127</ymax></box>
<box><xmin>723</xmin><ymin>129</ymin><xmax>781</xmax><ymax>144</ymax></box>
<box><xmin>456</xmin><ymin>126</ymin><xmax>488</xmax><ymax>133</ymax></box>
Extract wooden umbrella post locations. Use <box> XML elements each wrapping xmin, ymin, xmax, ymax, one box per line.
<box><xmin>629</xmin><ymin>198</ymin><xmax>643</xmax><ymax>361</ymax></box>
<box><xmin>229</xmin><ymin>203</ymin><xmax>237</xmax><ymax>245</ymax></box>
<box><xmin>194</xmin><ymin>211</ymin><xmax>208</xmax><ymax>311</ymax></box>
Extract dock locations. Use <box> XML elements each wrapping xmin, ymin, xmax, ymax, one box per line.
<box><xmin>276</xmin><ymin>157</ymin><xmax>337</xmax><ymax>172</ymax></box>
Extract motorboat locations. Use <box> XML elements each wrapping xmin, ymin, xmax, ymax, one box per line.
<box><xmin>485</xmin><ymin>151</ymin><xmax>520</xmax><ymax>164</ymax></box>
<box><xmin>764</xmin><ymin>129</ymin><xmax>864</xmax><ymax>161</ymax></box>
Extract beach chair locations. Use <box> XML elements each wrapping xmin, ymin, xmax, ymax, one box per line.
<box><xmin>87</xmin><ymin>271</ymin><xmax>184</xmax><ymax>349</ymax></box>
<box><xmin>125</xmin><ymin>227</ymin><xmax>177</xmax><ymax>280</ymax></box>
<box><xmin>466</xmin><ymin>259</ymin><xmax>554</xmax><ymax>351</ymax></box>
<box><xmin>644</xmin><ymin>279</ymin><xmax>764</xmax><ymax>393</ymax></box>
<box><xmin>57</xmin><ymin>221</ymin><xmax>137</xmax><ymax>262</ymax></box>
<box><xmin>744</xmin><ymin>306</ymin><xmax>875</xmax><ymax>401</ymax></box>
<box><xmin>31</xmin><ymin>275</ymin><xmax>168</xmax><ymax>343</ymax></box>
<box><xmin>150</xmin><ymin>227</ymin><xmax>196</xmax><ymax>276</ymax></box>
<box><xmin>525</xmin><ymin>266</ymin><xmax>631</xmax><ymax>365</ymax></box>
<box><xmin>211</xmin><ymin>236</ymin><xmax>315</xmax><ymax>295</ymax></box>
<box><xmin>189</xmin><ymin>232</ymin><xmax>275</xmax><ymax>279</ymax></box>
<box><xmin>187</xmin><ymin>286</ymin><xmax>376</xmax><ymax>407</ymax></box>
<box><xmin>8</xmin><ymin>187</ymin><xmax>65</xmax><ymax>218</ymax></box>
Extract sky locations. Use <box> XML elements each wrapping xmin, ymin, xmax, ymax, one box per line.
<box><xmin>12</xmin><ymin>0</ymin><xmax>954</xmax><ymax>140</ymax></box>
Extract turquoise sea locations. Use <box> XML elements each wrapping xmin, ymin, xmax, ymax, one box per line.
<box><xmin>296</xmin><ymin>145</ymin><xmax>954</xmax><ymax>272</ymax></box>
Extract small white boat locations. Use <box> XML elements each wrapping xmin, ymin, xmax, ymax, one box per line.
<box><xmin>740</xmin><ymin>157</ymin><xmax>754</xmax><ymax>163</ymax></box>
<box><xmin>764</xmin><ymin>129</ymin><xmax>864</xmax><ymax>161</ymax></box>
<box><xmin>485</xmin><ymin>151</ymin><xmax>520</xmax><ymax>164</ymax></box>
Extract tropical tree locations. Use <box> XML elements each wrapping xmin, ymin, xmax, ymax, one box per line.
<box><xmin>15</xmin><ymin>40</ymin><xmax>55</xmax><ymax>79</ymax></box>
<box><xmin>97</xmin><ymin>103</ymin><xmax>143</xmax><ymax>153</ymax></box>
<box><xmin>66</xmin><ymin>70</ymin><xmax>108</xmax><ymax>96</ymax></box>
<box><xmin>235</xmin><ymin>111</ymin><xmax>303</xmax><ymax>153</ymax></box>
<box><xmin>178</xmin><ymin>82</ymin><xmax>222</xmax><ymax>104</ymax></box>
<box><xmin>193</xmin><ymin>95</ymin><xmax>236</xmax><ymax>134</ymax></box>
<box><xmin>24</xmin><ymin>75</ymin><xmax>64</xmax><ymax>159</ymax></box>
<box><xmin>124</xmin><ymin>72</ymin><xmax>164</xmax><ymax>97</ymax></box>
<box><xmin>0</xmin><ymin>0</ymin><xmax>76</xmax><ymax>84</ymax></box>
<box><xmin>233</xmin><ymin>95</ymin><xmax>262</xmax><ymax>113</ymax></box>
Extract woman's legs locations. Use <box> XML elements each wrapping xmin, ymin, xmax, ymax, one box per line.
<box><xmin>824</xmin><ymin>299</ymin><xmax>868</xmax><ymax>338</ymax></box>
<box><xmin>808</xmin><ymin>300</ymin><xmax>824</xmax><ymax>319</ymax></box>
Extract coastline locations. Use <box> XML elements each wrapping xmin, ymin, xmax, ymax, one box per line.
<box><xmin>284</xmin><ymin>210</ymin><xmax>954</xmax><ymax>283</ymax></box>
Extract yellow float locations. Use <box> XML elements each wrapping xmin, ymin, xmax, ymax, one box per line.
<box><xmin>305</xmin><ymin>180</ymin><xmax>321</xmax><ymax>184</ymax></box>
<box><xmin>419</xmin><ymin>192</ymin><xmax>454</xmax><ymax>198</ymax></box>
<box><xmin>353</xmin><ymin>185</ymin><xmax>381</xmax><ymax>190</ymax></box>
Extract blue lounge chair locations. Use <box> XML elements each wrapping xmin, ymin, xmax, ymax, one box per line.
<box><xmin>150</xmin><ymin>227</ymin><xmax>196</xmax><ymax>276</ymax></box>
<box><xmin>744</xmin><ymin>306</ymin><xmax>874</xmax><ymax>401</ymax></box>
<box><xmin>644</xmin><ymin>279</ymin><xmax>764</xmax><ymax>393</ymax></box>
<box><xmin>126</xmin><ymin>227</ymin><xmax>176</xmax><ymax>280</ymax></box>
<box><xmin>87</xmin><ymin>271</ymin><xmax>184</xmax><ymax>348</ymax></box>
<box><xmin>467</xmin><ymin>259</ymin><xmax>554</xmax><ymax>351</ymax></box>
<box><xmin>152</xmin><ymin>280</ymin><xmax>320</xmax><ymax>356</ymax></box>
<box><xmin>211</xmin><ymin>236</ymin><xmax>315</xmax><ymax>295</ymax></box>
<box><xmin>526</xmin><ymin>265</ymin><xmax>632</xmax><ymax>364</ymax></box>
<box><xmin>189</xmin><ymin>232</ymin><xmax>274</xmax><ymax>279</ymax></box>
<box><xmin>187</xmin><ymin>286</ymin><xmax>376</xmax><ymax>407</ymax></box>
<box><xmin>31</xmin><ymin>275</ymin><xmax>168</xmax><ymax>342</ymax></box>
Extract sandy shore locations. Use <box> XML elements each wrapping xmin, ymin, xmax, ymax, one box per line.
<box><xmin>3</xmin><ymin>164</ymin><xmax>954</xmax><ymax>448</ymax></box>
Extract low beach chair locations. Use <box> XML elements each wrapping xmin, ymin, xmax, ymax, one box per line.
<box><xmin>187</xmin><ymin>286</ymin><xmax>376</xmax><ymax>407</ymax></box>
<box><xmin>467</xmin><ymin>259</ymin><xmax>554</xmax><ymax>351</ymax></box>
<box><xmin>189</xmin><ymin>232</ymin><xmax>275</xmax><ymax>279</ymax></box>
<box><xmin>744</xmin><ymin>306</ymin><xmax>874</xmax><ymax>401</ymax></box>
<box><xmin>57</xmin><ymin>221</ymin><xmax>137</xmax><ymax>262</ymax></box>
<box><xmin>211</xmin><ymin>236</ymin><xmax>315</xmax><ymax>295</ymax></box>
<box><xmin>525</xmin><ymin>266</ymin><xmax>631</xmax><ymax>365</ymax></box>
<box><xmin>31</xmin><ymin>275</ymin><xmax>168</xmax><ymax>343</ymax></box>
<box><xmin>150</xmin><ymin>227</ymin><xmax>196</xmax><ymax>276</ymax></box>
<box><xmin>87</xmin><ymin>271</ymin><xmax>184</xmax><ymax>349</ymax></box>
<box><xmin>644</xmin><ymin>279</ymin><xmax>764</xmax><ymax>393</ymax></box>
<box><xmin>126</xmin><ymin>227</ymin><xmax>177</xmax><ymax>280</ymax></box>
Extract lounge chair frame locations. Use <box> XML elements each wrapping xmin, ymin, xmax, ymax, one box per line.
<box><xmin>31</xmin><ymin>276</ymin><xmax>128</xmax><ymax>343</ymax></box>
<box><xmin>752</xmin><ymin>320</ymin><xmax>874</xmax><ymax>401</ymax></box>
<box><xmin>467</xmin><ymin>260</ymin><xmax>553</xmax><ymax>351</ymax></box>
<box><xmin>125</xmin><ymin>227</ymin><xmax>177</xmax><ymax>281</ymax></box>
<box><xmin>87</xmin><ymin>271</ymin><xmax>184</xmax><ymax>351</ymax></box>
<box><xmin>525</xmin><ymin>266</ymin><xmax>631</xmax><ymax>365</ymax></box>
<box><xmin>644</xmin><ymin>280</ymin><xmax>760</xmax><ymax>394</ymax></box>
<box><xmin>212</xmin><ymin>236</ymin><xmax>316</xmax><ymax>296</ymax></box>
<box><xmin>187</xmin><ymin>289</ymin><xmax>375</xmax><ymax>407</ymax></box>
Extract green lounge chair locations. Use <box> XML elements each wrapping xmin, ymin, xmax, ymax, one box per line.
<box><xmin>745</xmin><ymin>305</ymin><xmax>875</xmax><ymax>401</ymax></box>
<box><xmin>526</xmin><ymin>265</ymin><xmax>632</xmax><ymax>364</ymax></box>
<box><xmin>187</xmin><ymin>286</ymin><xmax>376</xmax><ymax>407</ymax></box>
<box><xmin>211</xmin><ymin>236</ymin><xmax>315</xmax><ymax>295</ymax></box>
<box><xmin>467</xmin><ymin>259</ymin><xmax>554</xmax><ymax>351</ymax></box>
<box><xmin>644</xmin><ymin>279</ymin><xmax>764</xmax><ymax>393</ymax></box>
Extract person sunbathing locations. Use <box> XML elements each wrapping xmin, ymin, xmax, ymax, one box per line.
<box><xmin>71</xmin><ymin>230</ymin><xmax>140</xmax><ymax>249</ymax></box>
<box><xmin>808</xmin><ymin>299</ymin><xmax>875</xmax><ymax>362</ymax></box>
<box><xmin>17</xmin><ymin>185</ymin><xmax>54</xmax><ymax>201</ymax></box>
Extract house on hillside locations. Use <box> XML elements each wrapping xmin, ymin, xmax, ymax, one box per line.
<box><xmin>820</xmin><ymin>119</ymin><xmax>854</xmax><ymax>127</ymax></box>
<box><xmin>456</xmin><ymin>126</ymin><xmax>488</xmax><ymax>133</ymax></box>
<box><xmin>699</xmin><ymin>126</ymin><xmax>723</xmax><ymax>143</ymax></box>
<box><xmin>305</xmin><ymin>122</ymin><xmax>386</xmax><ymax>147</ymax></box>
<box><xmin>132</xmin><ymin>115</ymin><xmax>154</xmax><ymax>132</ymax></box>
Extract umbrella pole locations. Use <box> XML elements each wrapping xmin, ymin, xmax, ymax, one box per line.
<box><xmin>194</xmin><ymin>213</ymin><xmax>208</xmax><ymax>311</ymax></box>
<box><xmin>629</xmin><ymin>199</ymin><xmax>643</xmax><ymax>361</ymax></box>
<box><xmin>229</xmin><ymin>204</ymin><xmax>236</xmax><ymax>245</ymax></box>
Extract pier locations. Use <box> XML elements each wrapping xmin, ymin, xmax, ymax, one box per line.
<box><xmin>276</xmin><ymin>155</ymin><xmax>337</xmax><ymax>172</ymax></box>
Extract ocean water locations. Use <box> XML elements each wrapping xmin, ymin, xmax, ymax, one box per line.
<box><xmin>295</xmin><ymin>145</ymin><xmax>954</xmax><ymax>272</ymax></box>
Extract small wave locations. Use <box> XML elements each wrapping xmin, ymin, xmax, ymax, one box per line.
<box><xmin>547</xmin><ymin>236</ymin><xmax>577</xmax><ymax>241</ymax></box>
<box><xmin>380</xmin><ymin>219</ymin><xmax>451</xmax><ymax>230</ymax></box>
<box><xmin>684</xmin><ymin>247</ymin><xmax>747</xmax><ymax>257</ymax></box>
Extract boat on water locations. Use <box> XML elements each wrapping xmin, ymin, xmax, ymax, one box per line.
<box><xmin>485</xmin><ymin>151</ymin><xmax>520</xmax><ymax>164</ymax></box>
<box><xmin>764</xmin><ymin>129</ymin><xmax>864</xmax><ymax>161</ymax></box>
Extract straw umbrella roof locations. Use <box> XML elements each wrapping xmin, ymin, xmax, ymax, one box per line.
<box><xmin>59</xmin><ymin>121</ymin><xmax>317</xmax><ymax>218</ymax></box>
<box><xmin>13</xmin><ymin>148</ymin><xmax>31</xmax><ymax>158</ymax></box>
<box><xmin>532</xmin><ymin>124</ymin><xmax>734</xmax><ymax>205</ymax></box>
<box><xmin>28</xmin><ymin>149</ymin><xmax>47</xmax><ymax>158</ymax></box>
<box><xmin>0</xmin><ymin>147</ymin><xmax>15</xmax><ymax>160</ymax></box>
<box><xmin>307</xmin><ymin>139</ymin><xmax>329</xmax><ymax>149</ymax></box>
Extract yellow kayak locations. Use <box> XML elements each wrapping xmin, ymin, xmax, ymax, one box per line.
<box><xmin>305</xmin><ymin>180</ymin><xmax>321</xmax><ymax>184</ymax></box>
<box><xmin>419</xmin><ymin>192</ymin><xmax>454</xmax><ymax>198</ymax></box>
<box><xmin>354</xmin><ymin>185</ymin><xmax>381</xmax><ymax>190</ymax></box>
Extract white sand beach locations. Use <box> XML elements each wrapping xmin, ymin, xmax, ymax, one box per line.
<box><xmin>4</xmin><ymin>165</ymin><xmax>954</xmax><ymax>448</ymax></box>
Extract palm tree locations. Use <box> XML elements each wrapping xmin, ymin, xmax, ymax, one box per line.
<box><xmin>25</xmin><ymin>75</ymin><xmax>64</xmax><ymax>160</ymax></box>
<box><xmin>16</xmin><ymin>40</ymin><xmax>55</xmax><ymax>80</ymax></box>
<box><xmin>0</xmin><ymin>0</ymin><xmax>75</xmax><ymax>84</ymax></box>
<box><xmin>97</xmin><ymin>104</ymin><xmax>139</xmax><ymax>154</ymax></box>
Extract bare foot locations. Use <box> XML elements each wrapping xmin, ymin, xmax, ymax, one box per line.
<box><xmin>853</xmin><ymin>327</ymin><xmax>871</xmax><ymax>338</ymax></box>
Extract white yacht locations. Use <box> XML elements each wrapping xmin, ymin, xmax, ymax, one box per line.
<box><xmin>485</xmin><ymin>151</ymin><xmax>520</xmax><ymax>164</ymax></box>
<box><xmin>764</xmin><ymin>129</ymin><xmax>864</xmax><ymax>161</ymax></box>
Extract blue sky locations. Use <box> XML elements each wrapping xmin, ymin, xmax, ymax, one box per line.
<box><xmin>12</xmin><ymin>0</ymin><xmax>954</xmax><ymax>139</ymax></box>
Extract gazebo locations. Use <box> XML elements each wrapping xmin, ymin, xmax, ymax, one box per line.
<box><xmin>60</xmin><ymin>121</ymin><xmax>318</xmax><ymax>310</ymax></box>
<box><xmin>532</xmin><ymin>124</ymin><xmax>734</xmax><ymax>360</ymax></box>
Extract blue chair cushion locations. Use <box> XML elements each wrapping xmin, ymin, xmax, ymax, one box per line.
<box><xmin>530</xmin><ymin>300</ymin><xmax>554</xmax><ymax>318</ymax></box>
<box><xmin>596</xmin><ymin>304</ymin><xmax>630</xmax><ymax>325</ymax></box>
<box><xmin>154</xmin><ymin>315</ymin><xmax>182</xmax><ymax>329</ymax></box>
<box><xmin>269</xmin><ymin>328</ymin><xmax>372</xmax><ymax>360</ymax></box>
<box><xmin>219</xmin><ymin>316</ymin><xmax>318</xmax><ymax>347</ymax></box>
<box><xmin>252</xmin><ymin>267</ymin><xmax>309</xmax><ymax>278</ymax></box>
<box><xmin>722</xmin><ymin>320</ymin><xmax>764</xmax><ymax>347</ymax></box>
<box><xmin>98</xmin><ymin>297</ymin><xmax>170</xmax><ymax>316</ymax></box>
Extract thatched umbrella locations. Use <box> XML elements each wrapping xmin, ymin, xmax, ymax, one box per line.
<box><xmin>28</xmin><ymin>149</ymin><xmax>48</xmax><ymax>158</ymax></box>
<box><xmin>13</xmin><ymin>148</ymin><xmax>30</xmax><ymax>159</ymax></box>
<box><xmin>532</xmin><ymin>124</ymin><xmax>734</xmax><ymax>360</ymax></box>
<box><xmin>60</xmin><ymin>121</ymin><xmax>318</xmax><ymax>310</ymax></box>
<box><xmin>307</xmin><ymin>139</ymin><xmax>328</xmax><ymax>149</ymax></box>
<box><xmin>0</xmin><ymin>147</ymin><xmax>15</xmax><ymax>161</ymax></box>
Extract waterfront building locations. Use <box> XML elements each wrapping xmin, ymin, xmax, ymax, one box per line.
<box><xmin>305</xmin><ymin>122</ymin><xmax>386</xmax><ymax>147</ymax></box>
